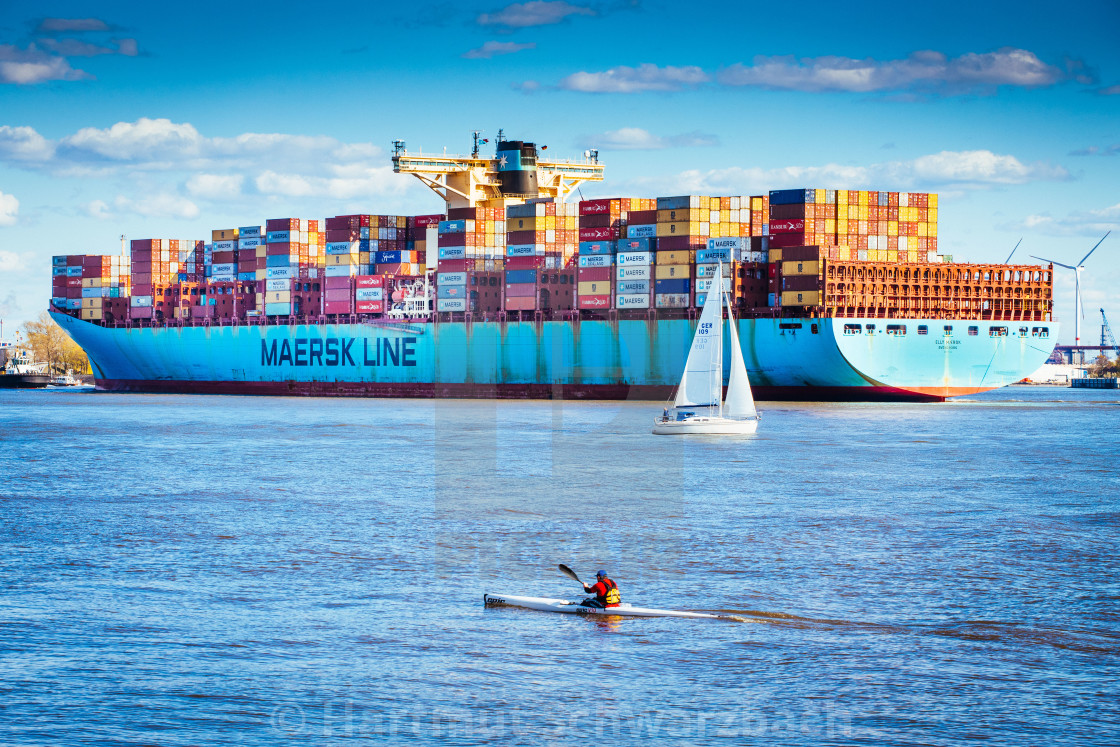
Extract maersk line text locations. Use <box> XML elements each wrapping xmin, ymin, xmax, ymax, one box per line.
<box><xmin>261</xmin><ymin>337</ymin><xmax>418</xmax><ymax>367</ymax></box>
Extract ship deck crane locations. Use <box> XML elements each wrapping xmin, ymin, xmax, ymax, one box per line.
<box><xmin>391</xmin><ymin>131</ymin><xmax>604</xmax><ymax>210</ymax></box>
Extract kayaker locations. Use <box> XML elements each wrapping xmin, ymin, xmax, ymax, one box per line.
<box><xmin>581</xmin><ymin>570</ymin><xmax>621</xmax><ymax>608</ymax></box>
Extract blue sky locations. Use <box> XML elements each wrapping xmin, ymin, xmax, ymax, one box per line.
<box><xmin>1</xmin><ymin>0</ymin><xmax>1118</xmax><ymax>344</ymax></box>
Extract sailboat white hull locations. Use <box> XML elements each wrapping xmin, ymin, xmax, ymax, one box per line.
<box><xmin>652</xmin><ymin>415</ymin><xmax>759</xmax><ymax>435</ymax></box>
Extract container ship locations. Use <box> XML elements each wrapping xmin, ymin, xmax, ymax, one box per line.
<box><xmin>49</xmin><ymin>133</ymin><xmax>1058</xmax><ymax>401</ymax></box>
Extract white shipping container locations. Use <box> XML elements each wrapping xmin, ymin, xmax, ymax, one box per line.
<box><xmin>355</xmin><ymin>287</ymin><xmax>384</xmax><ymax>302</ymax></box>
<box><xmin>707</xmin><ymin>237</ymin><xmax>745</xmax><ymax>251</ymax></box>
<box><xmin>695</xmin><ymin>277</ymin><xmax>733</xmax><ymax>293</ymax></box>
<box><xmin>695</xmin><ymin>263</ymin><xmax>731</xmax><ymax>278</ymax></box>
<box><xmin>211</xmin><ymin>263</ymin><xmax>237</xmax><ymax>275</ymax></box>
<box><xmin>210</xmin><ymin>273</ymin><xmax>236</xmax><ymax>282</ymax></box>
<box><xmin>327</xmin><ymin>241</ymin><xmax>360</xmax><ymax>255</ymax></box>
<box><xmin>615</xmin><ymin>293</ymin><xmax>651</xmax><ymax>309</ymax></box>
<box><xmin>654</xmin><ymin>293</ymin><xmax>689</xmax><ymax>309</ymax></box>
<box><xmin>437</xmin><ymin>298</ymin><xmax>467</xmax><ymax>312</ymax></box>
<box><xmin>437</xmin><ymin>272</ymin><xmax>467</xmax><ymax>285</ymax></box>
<box><xmin>627</xmin><ymin>224</ymin><xmax>657</xmax><ymax>239</ymax></box>
<box><xmin>238</xmin><ymin>237</ymin><xmax>262</xmax><ymax>249</ymax></box>
<box><xmin>212</xmin><ymin>240</ymin><xmax>236</xmax><ymax>251</ymax></box>
<box><xmin>617</xmin><ymin>251</ymin><xmax>652</xmax><ymax>266</ymax></box>
<box><xmin>323</xmin><ymin>265</ymin><xmax>356</xmax><ymax>278</ymax></box>
<box><xmin>131</xmin><ymin>296</ymin><xmax>153</xmax><ymax>307</ymax></box>
<box><xmin>578</xmin><ymin>255</ymin><xmax>614</xmax><ymax>268</ymax></box>
<box><xmin>616</xmin><ymin>279</ymin><xmax>650</xmax><ymax>294</ymax></box>
<box><xmin>616</xmin><ymin>265</ymin><xmax>651</xmax><ymax>281</ymax></box>
<box><xmin>898</xmin><ymin>236</ymin><xmax>909</xmax><ymax>252</ymax></box>
<box><xmin>266</xmin><ymin>279</ymin><xmax>290</xmax><ymax>291</ymax></box>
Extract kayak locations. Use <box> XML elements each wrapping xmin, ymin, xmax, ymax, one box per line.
<box><xmin>483</xmin><ymin>593</ymin><xmax>739</xmax><ymax>621</ymax></box>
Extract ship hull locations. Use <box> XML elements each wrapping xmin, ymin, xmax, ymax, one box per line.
<box><xmin>51</xmin><ymin>312</ymin><xmax>1057</xmax><ymax>402</ymax></box>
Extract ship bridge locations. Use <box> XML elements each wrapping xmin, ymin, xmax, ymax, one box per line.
<box><xmin>391</xmin><ymin>131</ymin><xmax>604</xmax><ymax>210</ymax></box>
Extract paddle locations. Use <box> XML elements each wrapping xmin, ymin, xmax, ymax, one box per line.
<box><xmin>558</xmin><ymin>564</ymin><xmax>584</xmax><ymax>587</ymax></box>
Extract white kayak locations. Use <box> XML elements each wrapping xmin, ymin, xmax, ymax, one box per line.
<box><xmin>483</xmin><ymin>593</ymin><xmax>739</xmax><ymax>621</ymax></box>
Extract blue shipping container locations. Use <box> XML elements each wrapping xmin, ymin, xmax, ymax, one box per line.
<box><xmin>264</xmin><ymin>303</ymin><xmax>292</xmax><ymax>316</ymax></box>
<box><xmin>438</xmin><ymin>219</ymin><xmax>467</xmax><ymax>233</ymax></box>
<box><xmin>265</xmin><ymin>254</ymin><xmax>295</xmax><ymax>268</ymax></box>
<box><xmin>438</xmin><ymin>246</ymin><xmax>466</xmax><ymax>260</ymax></box>
<box><xmin>376</xmin><ymin>251</ymin><xmax>402</xmax><ymax>264</ymax></box>
<box><xmin>506</xmin><ymin>244</ymin><xmax>539</xmax><ymax>257</ymax></box>
<box><xmin>697</xmin><ymin>248</ymin><xmax>733</xmax><ymax>263</ymax></box>
<box><xmin>505</xmin><ymin>269</ymin><xmax>537</xmax><ymax>284</ymax></box>
<box><xmin>655</xmin><ymin>278</ymin><xmax>690</xmax><ymax>294</ymax></box>
<box><xmin>616</xmin><ymin>237</ymin><xmax>654</xmax><ymax>253</ymax></box>
<box><xmin>579</xmin><ymin>241</ymin><xmax>616</xmax><ymax>255</ymax></box>
<box><xmin>768</xmin><ymin>188</ymin><xmax>815</xmax><ymax>205</ymax></box>
<box><xmin>656</xmin><ymin>195</ymin><xmax>699</xmax><ymax>210</ymax></box>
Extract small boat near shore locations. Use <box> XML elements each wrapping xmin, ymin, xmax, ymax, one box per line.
<box><xmin>483</xmin><ymin>593</ymin><xmax>741</xmax><ymax>621</ymax></box>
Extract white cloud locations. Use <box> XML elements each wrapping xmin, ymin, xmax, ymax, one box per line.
<box><xmin>38</xmin><ymin>38</ymin><xmax>139</xmax><ymax>57</ymax></box>
<box><xmin>186</xmin><ymin>173</ymin><xmax>244</xmax><ymax>200</ymax></box>
<box><xmin>717</xmin><ymin>48</ymin><xmax>1065</xmax><ymax>94</ymax></box>
<box><xmin>0</xmin><ymin>251</ymin><xmax>24</xmax><ymax>271</ymax></box>
<box><xmin>113</xmin><ymin>193</ymin><xmax>199</xmax><ymax>219</ymax></box>
<box><xmin>85</xmin><ymin>199</ymin><xmax>111</xmax><ymax>219</ymax></box>
<box><xmin>0</xmin><ymin>44</ymin><xmax>90</xmax><ymax>84</ymax></box>
<box><xmin>0</xmin><ymin>191</ymin><xmax>18</xmax><ymax>226</ymax></box>
<box><xmin>463</xmin><ymin>41</ymin><xmax>535</xmax><ymax>59</ymax></box>
<box><xmin>1012</xmin><ymin>203</ymin><xmax>1120</xmax><ymax>238</ymax></box>
<box><xmin>478</xmin><ymin>1</ymin><xmax>594</xmax><ymax>27</ymax></box>
<box><xmin>611</xmin><ymin>149</ymin><xmax>1067</xmax><ymax>197</ymax></box>
<box><xmin>581</xmin><ymin>127</ymin><xmax>719</xmax><ymax>150</ymax></box>
<box><xmin>0</xmin><ymin>125</ymin><xmax>55</xmax><ymax>161</ymax></box>
<box><xmin>256</xmin><ymin>164</ymin><xmax>407</xmax><ymax>201</ymax></box>
<box><xmin>62</xmin><ymin>118</ymin><xmax>203</xmax><ymax>162</ymax></box>
<box><xmin>558</xmin><ymin>64</ymin><xmax>709</xmax><ymax>93</ymax></box>
<box><xmin>37</xmin><ymin>18</ymin><xmax>111</xmax><ymax>33</ymax></box>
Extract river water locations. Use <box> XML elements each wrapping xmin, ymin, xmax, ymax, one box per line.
<box><xmin>1</xmin><ymin>386</ymin><xmax>1118</xmax><ymax>745</ymax></box>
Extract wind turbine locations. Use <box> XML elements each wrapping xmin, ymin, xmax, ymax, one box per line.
<box><xmin>1031</xmin><ymin>231</ymin><xmax>1110</xmax><ymax>361</ymax></box>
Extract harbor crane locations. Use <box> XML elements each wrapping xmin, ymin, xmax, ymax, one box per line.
<box><xmin>1102</xmin><ymin>309</ymin><xmax>1118</xmax><ymax>354</ymax></box>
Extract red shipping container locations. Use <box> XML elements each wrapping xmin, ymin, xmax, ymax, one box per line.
<box><xmin>578</xmin><ymin>214</ymin><xmax>620</xmax><ymax>229</ymax></box>
<box><xmin>326</xmin><ymin>228</ymin><xmax>361</xmax><ymax>242</ymax></box>
<box><xmin>578</xmin><ymin>226</ymin><xmax>618</xmax><ymax>241</ymax></box>
<box><xmin>266</xmin><ymin>218</ymin><xmax>300</xmax><ymax>231</ymax></box>
<box><xmin>356</xmin><ymin>275</ymin><xmax>384</xmax><ymax>288</ymax></box>
<box><xmin>130</xmin><ymin>239</ymin><xmax>163</xmax><ymax>251</ymax></box>
<box><xmin>413</xmin><ymin>214</ymin><xmax>443</xmax><ymax>228</ymax></box>
<box><xmin>507</xmin><ymin>230</ymin><xmax>545</xmax><ymax>245</ymax></box>
<box><xmin>657</xmin><ymin>235</ymin><xmax>704</xmax><ymax>251</ymax></box>
<box><xmin>438</xmin><ymin>232</ymin><xmax>467</xmax><ymax>248</ymax></box>
<box><xmin>769</xmin><ymin>219</ymin><xmax>806</xmax><ymax>233</ymax></box>
<box><xmin>324</xmin><ymin>288</ymin><xmax>351</xmax><ymax>302</ymax></box>
<box><xmin>577</xmin><ymin>267</ymin><xmax>612</xmax><ymax>281</ymax></box>
<box><xmin>130</xmin><ymin>307</ymin><xmax>154</xmax><ymax>319</ymax></box>
<box><xmin>505</xmin><ymin>296</ymin><xmax>537</xmax><ymax>311</ymax></box>
<box><xmin>504</xmin><ymin>256</ymin><xmax>546</xmax><ymax>270</ymax></box>
<box><xmin>769</xmin><ymin>233</ymin><xmax>814</xmax><ymax>249</ymax></box>
<box><xmin>356</xmin><ymin>300</ymin><xmax>384</xmax><ymax>313</ymax></box>
<box><xmin>212</xmin><ymin>251</ymin><xmax>236</xmax><ymax>263</ymax></box>
<box><xmin>505</xmin><ymin>283</ymin><xmax>536</xmax><ymax>297</ymax></box>
<box><xmin>326</xmin><ymin>216</ymin><xmax>361</xmax><ymax>230</ymax></box>
<box><xmin>579</xmin><ymin>198</ymin><xmax>621</xmax><ymax>216</ymax></box>
<box><xmin>66</xmin><ymin>277</ymin><xmax>83</xmax><ymax>288</ymax></box>
<box><xmin>67</xmin><ymin>255</ymin><xmax>84</xmax><ymax>266</ymax></box>
<box><xmin>447</xmin><ymin>207</ymin><xmax>478</xmax><ymax>220</ymax></box>
<box><xmin>436</xmin><ymin>259</ymin><xmax>471</xmax><ymax>272</ymax></box>
<box><xmin>267</xmin><ymin>243</ymin><xmax>297</xmax><ymax>256</ymax></box>
<box><xmin>324</xmin><ymin>300</ymin><xmax>353</xmax><ymax>314</ymax></box>
<box><xmin>577</xmin><ymin>295</ymin><xmax>612</xmax><ymax>310</ymax></box>
<box><xmin>628</xmin><ymin>210</ymin><xmax>657</xmax><ymax>224</ymax></box>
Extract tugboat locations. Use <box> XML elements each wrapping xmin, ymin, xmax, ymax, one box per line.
<box><xmin>0</xmin><ymin>341</ymin><xmax>51</xmax><ymax>389</ymax></box>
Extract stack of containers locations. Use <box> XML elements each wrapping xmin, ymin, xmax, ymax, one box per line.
<box><xmin>505</xmin><ymin>200</ymin><xmax>580</xmax><ymax>312</ymax></box>
<box><xmin>614</xmin><ymin>236</ymin><xmax>655</xmax><ymax>310</ymax></box>
<box><xmin>130</xmin><ymin>239</ymin><xmax>172</xmax><ymax>320</ymax></box>
<box><xmin>323</xmin><ymin>214</ymin><xmax>361</xmax><ymax>315</ymax></box>
<box><xmin>50</xmin><ymin>256</ymin><xmax>72</xmax><ymax>311</ymax></box>
<box><xmin>262</xmin><ymin>218</ymin><xmax>309</xmax><ymax>316</ymax></box>
<box><xmin>438</xmin><ymin>215</ymin><xmax>474</xmax><ymax>274</ymax></box>
<box><xmin>412</xmin><ymin>214</ymin><xmax>442</xmax><ymax>270</ymax></box>
<box><xmin>354</xmin><ymin>275</ymin><xmax>384</xmax><ymax>314</ymax></box>
<box><xmin>210</xmin><ymin>228</ymin><xmax>238</xmax><ymax>284</ymax></box>
<box><xmin>78</xmin><ymin>255</ymin><xmax>110</xmax><ymax>321</ymax></box>
<box><xmin>693</xmin><ymin>240</ymin><xmax>737</xmax><ymax>308</ymax></box>
<box><xmin>374</xmin><ymin>214</ymin><xmax>421</xmax><ymax>276</ymax></box>
<box><xmin>576</xmin><ymin>198</ymin><xmax>621</xmax><ymax>311</ymax></box>
<box><xmin>235</xmin><ymin>226</ymin><xmax>262</xmax><ymax>284</ymax></box>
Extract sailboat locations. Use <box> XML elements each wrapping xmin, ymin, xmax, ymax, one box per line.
<box><xmin>653</xmin><ymin>263</ymin><xmax>759</xmax><ymax>435</ymax></box>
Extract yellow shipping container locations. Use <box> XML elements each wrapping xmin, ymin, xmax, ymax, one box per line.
<box><xmin>326</xmin><ymin>254</ymin><xmax>358</xmax><ymax>266</ymax></box>
<box><xmin>782</xmin><ymin>260</ymin><xmax>820</xmax><ymax>276</ymax></box>
<box><xmin>255</xmin><ymin>270</ymin><xmax>267</xmax><ymax>281</ymax></box>
<box><xmin>80</xmin><ymin>309</ymin><xmax>103</xmax><ymax>321</ymax></box>
<box><xmin>838</xmin><ymin>190</ymin><xmax>849</xmax><ymax>205</ymax></box>
<box><xmin>81</xmin><ymin>297</ymin><xmax>103</xmax><ymax>309</ymax></box>
<box><xmin>825</xmin><ymin>218</ymin><xmax>836</xmax><ymax>234</ymax></box>
<box><xmin>929</xmin><ymin>223</ymin><xmax>938</xmax><ymax>237</ymax></box>
<box><xmin>838</xmin><ymin>247</ymin><xmax>851</xmax><ymax>261</ymax></box>
<box><xmin>655</xmin><ymin>264</ymin><xmax>690</xmax><ymax>279</ymax></box>
<box><xmin>212</xmin><ymin>228</ymin><xmax>238</xmax><ymax>241</ymax></box>
<box><xmin>907</xmin><ymin>251</ymin><xmax>918</xmax><ymax>262</ymax></box>
<box><xmin>656</xmin><ymin>208</ymin><xmax>705</xmax><ymax>223</ymax></box>
<box><xmin>266</xmin><ymin>291</ymin><xmax>291</xmax><ymax>303</ymax></box>
<box><xmin>81</xmin><ymin>277</ymin><xmax>101</xmax><ymax>288</ymax></box>
<box><xmin>782</xmin><ymin>290</ymin><xmax>820</xmax><ymax>306</ymax></box>
<box><xmin>510</xmin><ymin>216</ymin><xmax>541</xmax><ymax>231</ymax></box>
<box><xmin>887</xmin><ymin>250</ymin><xmax>898</xmax><ymax>263</ymax></box>
<box><xmin>929</xmin><ymin>194</ymin><xmax>938</xmax><ymax>208</ymax></box>
<box><xmin>815</xmin><ymin>188</ymin><xmax>826</xmax><ymax>203</ymax></box>
<box><xmin>751</xmin><ymin>196</ymin><xmax>764</xmax><ymax>211</ymax></box>
<box><xmin>359</xmin><ymin>252</ymin><xmax>371</xmax><ymax>264</ymax></box>
<box><xmin>577</xmin><ymin>281</ymin><xmax>612</xmax><ymax>296</ymax></box>
<box><xmin>858</xmin><ymin>205</ymin><xmax>869</xmax><ymax>220</ymax></box>
<box><xmin>888</xmin><ymin>221</ymin><xmax>899</xmax><ymax>237</ymax></box>
<box><xmin>917</xmin><ymin>222</ymin><xmax>928</xmax><ymax>237</ymax></box>
<box><xmin>655</xmin><ymin>250</ymin><xmax>695</xmax><ymax>265</ymax></box>
<box><xmin>769</xmin><ymin>247</ymin><xmax>783</xmax><ymax>262</ymax></box>
<box><xmin>656</xmin><ymin>222</ymin><xmax>708</xmax><ymax>237</ymax></box>
<box><xmin>256</xmin><ymin>247</ymin><xmax>267</xmax><ymax>259</ymax></box>
<box><xmin>838</xmin><ymin>219</ymin><xmax>848</xmax><ymax>234</ymax></box>
<box><xmin>929</xmin><ymin>208</ymin><xmax>938</xmax><ymax>223</ymax></box>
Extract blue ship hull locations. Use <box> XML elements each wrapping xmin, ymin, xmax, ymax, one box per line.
<box><xmin>51</xmin><ymin>312</ymin><xmax>1057</xmax><ymax>401</ymax></box>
